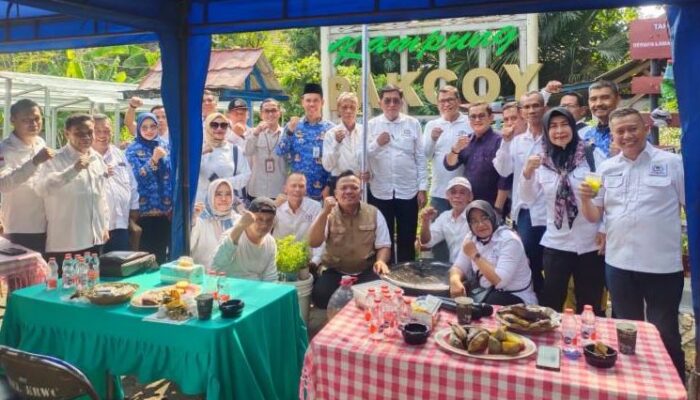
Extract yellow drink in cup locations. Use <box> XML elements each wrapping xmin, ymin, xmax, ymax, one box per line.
<box><xmin>584</xmin><ymin>173</ymin><xmax>602</xmax><ymax>194</ymax></box>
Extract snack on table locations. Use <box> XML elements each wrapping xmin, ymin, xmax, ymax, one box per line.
<box><xmin>131</xmin><ymin>284</ymin><xmax>201</xmax><ymax>308</ymax></box>
<box><xmin>447</xmin><ymin>324</ymin><xmax>526</xmax><ymax>355</ymax></box>
<box><xmin>83</xmin><ymin>282</ymin><xmax>139</xmax><ymax>305</ymax></box>
<box><xmin>495</xmin><ymin>304</ymin><xmax>560</xmax><ymax>333</ymax></box>
<box><xmin>160</xmin><ymin>257</ymin><xmax>204</xmax><ymax>284</ymax></box>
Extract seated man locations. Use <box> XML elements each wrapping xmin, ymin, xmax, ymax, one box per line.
<box><xmin>419</xmin><ymin>177</ymin><xmax>474</xmax><ymax>263</ymax></box>
<box><xmin>308</xmin><ymin>170</ymin><xmax>391</xmax><ymax>309</ymax></box>
<box><xmin>273</xmin><ymin>173</ymin><xmax>323</xmax><ymax>267</ymax></box>
<box><xmin>211</xmin><ymin>197</ymin><xmax>278</xmax><ymax>282</ymax></box>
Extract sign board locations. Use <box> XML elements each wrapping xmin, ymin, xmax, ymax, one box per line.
<box><xmin>629</xmin><ymin>17</ymin><xmax>671</xmax><ymax>60</ymax></box>
<box><xmin>631</xmin><ymin>76</ymin><xmax>663</xmax><ymax>95</ymax></box>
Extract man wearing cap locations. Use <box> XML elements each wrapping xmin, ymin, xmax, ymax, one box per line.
<box><xmin>276</xmin><ymin>83</ymin><xmax>335</xmax><ymax>201</ymax></box>
<box><xmin>226</xmin><ymin>98</ymin><xmax>251</xmax><ymax>150</ymax></box>
<box><xmin>308</xmin><ymin>170</ymin><xmax>392</xmax><ymax>309</ymax></box>
<box><xmin>419</xmin><ymin>177</ymin><xmax>474</xmax><ymax>263</ymax></box>
<box><xmin>244</xmin><ymin>98</ymin><xmax>287</xmax><ymax>200</ymax></box>
<box><xmin>211</xmin><ymin>197</ymin><xmax>278</xmax><ymax>282</ymax></box>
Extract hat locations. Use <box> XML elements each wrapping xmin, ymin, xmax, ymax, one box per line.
<box><xmin>248</xmin><ymin>197</ymin><xmax>277</xmax><ymax>214</ymax></box>
<box><xmin>446</xmin><ymin>177</ymin><xmax>472</xmax><ymax>194</ymax></box>
<box><xmin>228</xmin><ymin>98</ymin><xmax>248</xmax><ymax>111</ymax></box>
<box><xmin>303</xmin><ymin>83</ymin><xmax>323</xmax><ymax>97</ymax></box>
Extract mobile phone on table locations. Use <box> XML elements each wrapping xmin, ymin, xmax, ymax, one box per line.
<box><xmin>0</xmin><ymin>247</ymin><xmax>27</xmax><ymax>256</ymax></box>
<box><xmin>536</xmin><ymin>345</ymin><xmax>561</xmax><ymax>371</ymax></box>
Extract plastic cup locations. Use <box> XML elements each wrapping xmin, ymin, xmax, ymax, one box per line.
<box><xmin>585</xmin><ymin>172</ymin><xmax>603</xmax><ymax>194</ymax></box>
<box><xmin>196</xmin><ymin>294</ymin><xmax>214</xmax><ymax>320</ymax></box>
<box><xmin>616</xmin><ymin>322</ymin><xmax>637</xmax><ymax>355</ymax></box>
<box><xmin>455</xmin><ymin>296</ymin><xmax>474</xmax><ymax>325</ymax></box>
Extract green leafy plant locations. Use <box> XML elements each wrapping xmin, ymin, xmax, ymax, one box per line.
<box><xmin>276</xmin><ymin>235</ymin><xmax>309</xmax><ymax>274</ymax></box>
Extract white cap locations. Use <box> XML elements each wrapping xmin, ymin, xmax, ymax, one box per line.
<box><xmin>445</xmin><ymin>176</ymin><xmax>472</xmax><ymax>194</ymax></box>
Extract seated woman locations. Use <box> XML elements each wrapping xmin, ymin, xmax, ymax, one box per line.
<box><xmin>191</xmin><ymin>179</ymin><xmax>240</xmax><ymax>268</ymax></box>
<box><xmin>211</xmin><ymin>197</ymin><xmax>278</xmax><ymax>282</ymax></box>
<box><xmin>448</xmin><ymin>200</ymin><xmax>538</xmax><ymax>305</ymax></box>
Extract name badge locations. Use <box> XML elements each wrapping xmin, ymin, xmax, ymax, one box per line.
<box><xmin>312</xmin><ymin>146</ymin><xmax>321</xmax><ymax>158</ymax></box>
<box><xmin>402</xmin><ymin>129</ymin><xmax>413</xmax><ymax>138</ymax></box>
<box><xmin>649</xmin><ymin>163</ymin><xmax>668</xmax><ymax>177</ymax></box>
<box><xmin>265</xmin><ymin>158</ymin><xmax>275</xmax><ymax>173</ymax></box>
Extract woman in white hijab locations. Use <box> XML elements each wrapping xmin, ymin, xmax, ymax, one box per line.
<box><xmin>191</xmin><ymin>179</ymin><xmax>240</xmax><ymax>267</ymax></box>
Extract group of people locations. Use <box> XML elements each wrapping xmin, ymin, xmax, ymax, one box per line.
<box><xmin>0</xmin><ymin>77</ymin><xmax>686</xmax><ymax>380</ymax></box>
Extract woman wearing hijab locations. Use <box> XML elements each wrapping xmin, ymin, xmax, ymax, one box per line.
<box><xmin>519</xmin><ymin>107</ymin><xmax>605</xmax><ymax>313</ymax></box>
<box><xmin>125</xmin><ymin>113</ymin><xmax>172</xmax><ymax>263</ymax></box>
<box><xmin>191</xmin><ymin>179</ymin><xmax>240</xmax><ymax>267</ymax></box>
<box><xmin>448</xmin><ymin>200</ymin><xmax>537</xmax><ymax>305</ymax></box>
<box><xmin>197</xmin><ymin>112</ymin><xmax>251</xmax><ymax>203</ymax></box>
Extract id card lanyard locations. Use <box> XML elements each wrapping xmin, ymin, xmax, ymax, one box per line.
<box><xmin>264</xmin><ymin>129</ymin><xmax>281</xmax><ymax>173</ymax></box>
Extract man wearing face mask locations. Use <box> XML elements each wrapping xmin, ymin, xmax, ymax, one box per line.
<box><xmin>35</xmin><ymin>114</ymin><xmax>110</xmax><ymax>266</ymax></box>
<box><xmin>0</xmin><ymin>99</ymin><xmax>54</xmax><ymax>253</ymax></box>
<box><xmin>308</xmin><ymin>170</ymin><xmax>391</xmax><ymax>309</ymax></box>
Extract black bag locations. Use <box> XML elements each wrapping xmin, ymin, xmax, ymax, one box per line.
<box><xmin>99</xmin><ymin>251</ymin><xmax>158</xmax><ymax>277</ymax></box>
<box><xmin>468</xmin><ymin>286</ymin><xmax>495</xmax><ymax>304</ymax></box>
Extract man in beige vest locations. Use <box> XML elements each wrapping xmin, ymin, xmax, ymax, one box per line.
<box><xmin>309</xmin><ymin>170</ymin><xmax>391</xmax><ymax>309</ymax></box>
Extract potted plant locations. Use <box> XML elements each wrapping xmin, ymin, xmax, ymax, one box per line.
<box><xmin>276</xmin><ymin>235</ymin><xmax>310</xmax><ymax>281</ymax></box>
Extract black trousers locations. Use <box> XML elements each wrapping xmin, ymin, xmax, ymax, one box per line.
<box><xmin>312</xmin><ymin>267</ymin><xmax>380</xmax><ymax>310</ymax></box>
<box><xmin>4</xmin><ymin>233</ymin><xmax>46</xmax><ymax>254</ymax></box>
<box><xmin>138</xmin><ymin>215</ymin><xmax>171</xmax><ymax>264</ymax></box>
<box><xmin>483</xmin><ymin>290</ymin><xmax>525</xmax><ymax>306</ymax></box>
<box><xmin>368</xmin><ymin>190</ymin><xmax>418</xmax><ymax>264</ymax></box>
<box><xmin>541</xmin><ymin>247</ymin><xmax>605</xmax><ymax>314</ymax></box>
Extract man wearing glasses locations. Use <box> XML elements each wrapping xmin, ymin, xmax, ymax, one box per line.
<box><xmin>444</xmin><ymin>102</ymin><xmax>509</xmax><ymax>212</ymax></box>
<box><xmin>559</xmin><ymin>91</ymin><xmax>591</xmax><ymax>137</ymax></box>
<box><xmin>245</xmin><ymin>99</ymin><xmax>286</xmax><ymax>200</ymax></box>
<box><xmin>365</xmin><ymin>84</ymin><xmax>428</xmax><ymax>263</ymax></box>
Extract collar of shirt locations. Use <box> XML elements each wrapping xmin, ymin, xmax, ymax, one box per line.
<box><xmin>448</xmin><ymin>208</ymin><xmax>468</xmax><ymax>223</ymax></box>
<box><xmin>473</xmin><ymin>128</ymin><xmax>495</xmax><ymax>142</ymax></box>
<box><xmin>619</xmin><ymin>141</ymin><xmax>654</xmax><ymax>164</ymax></box>
<box><xmin>523</xmin><ymin>127</ymin><xmax>544</xmax><ymax>143</ymax></box>
<box><xmin>280</xmin><ymin>198</ymin><xmax>307</xmax><ymax>215</ymax></box>
<box><xmin>438</xmin><ymin>113</ymin><xmax>468</xmax><ymax>126</ymax></box>
<box><xmin>8</xmin><ymin>132</ymin><xmax>40</xmax><ymax>150</ymax></box>
<box><xmin>64</xmin><ymin>144</ymin><xmax>94</xmax><ymax>160</ymax></box>
<box><xmin>301</xmin><ymin>116</ymin><xmax>325</xmax><ymax>126</ymax></box>
<box><xmin>378</xmin><ymin>113</ymin><xmax>407</xmax><ymax>124</ymax></box>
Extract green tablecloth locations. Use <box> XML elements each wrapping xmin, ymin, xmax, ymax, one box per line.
<box><xmin>0</xmin><ymin>272</ymin><xmax>308</xmax><ymax>400</ymax></box>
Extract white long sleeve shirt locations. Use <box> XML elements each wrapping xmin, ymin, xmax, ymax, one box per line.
<box><xmin>211</xmin><ymin>231</ymin><xmax>278</xmax><ymax>282</ymax></box>
<box><xmin>492</xmin><ymin>129</ymin><xmax>547</xmax><ymax>225</ymax></box>
<box><xmin>365</xmin><ymin>113</ymin><xmax>428</xmax><ymax>200</ymax></box>
<box><xmin>519</xmin><ymin>152</ymin><xmax>605</xmax><ymax>255</ymax></box>
<box><xmin>425</xmin><ymin>208</ymin><xmax>470</xmax><ymax>262</ymax></box>
<box><xmin>422</xmin><ymin>114</ymin><xmax>470</xmax><ymax>199</ymax></box>
<box><xmin>191</xmin><ymin>213</ymin><xmax>241</xmax><ymax>268</ymax></box>
<box><xmin>273</xmin><ymin>197</ymin><xmax>323</xmax><ymax>264</ymax></box>
<box><xmin>0</xmin><ymin>133</ymin><xmax>47</xmax><ymax>234</ymax></box>
<box><xmin>243</xmin><ymin>128</ymin><xmax>287</xmax><ymax>198</ymax></box>
<box><xmin>322</xmin><ymin>123</ymin><xmax>363</xmax><ymax>176</ymax></box>
<box><xmin>594</xmin><ymin>144</ymin><xmax>685</xmax><ymax>274</ymax></box>
<box><xmin>34</xmin><ymin>145</ymin><xmax>110</xmax><ymax>252</ymax></box>
<box><xmin>101</xmin><ymin>145</ymin><xmax>139</xmax><ymax>230</ymax></box>
<box><xmin>197</xmin><ymin>143</ymin><xmax>251</xmax><ymax>202</ymax></box>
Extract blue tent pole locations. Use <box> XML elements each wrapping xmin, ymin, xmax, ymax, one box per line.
<box><xmin>669</xmin><ymin>4</ymin><xmax>700</xmax><ymax>375</ymax></box>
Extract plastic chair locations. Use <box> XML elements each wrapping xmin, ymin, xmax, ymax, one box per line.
<box><xmin>0</xmin><ymin>345</ymin><xmax>99</xmax><ymax>400</ymax></box>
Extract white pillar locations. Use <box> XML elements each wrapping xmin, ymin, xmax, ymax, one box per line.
<box><xmin>526</xmin><ymin>13</ymin><xmax>539</xmax><ymax>90</ymax></box>
<box><xmin>320</xmin><ymin>26</ymin><xmax>332</xmax><ymax>120</ymax></box>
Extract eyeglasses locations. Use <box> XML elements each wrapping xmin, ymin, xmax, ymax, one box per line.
<box><xmin>141</xmin><ymin>124</ymin><xmax>158</xmax><ymax>131</ymax></box>
<box><xmin>438</xmin><ymin>97</ymin><xmax>458</xmax><ymax>104</ymax></box>
<box><xmin>469</xmin><ymin>113</ymin><xmax>489</xmax><ymax>121</ymax></box>
<box><xmin>209</xmin><ymin>121</ymin><xmax>230</xmax><ymax>130</ymax></box>
<box><xmin>468</xmin><ymin>217</ymin><xmax>491</xmax><ymax>227</ymax></box>
<box><xmin>382</xmin><ymin>97</ymin><xmax>402</xmax><ymax>105</ymax></box>
<box><xmin>261</xmin><ymin>108</ymin><xmax>279</xmax><ymax>114</ymax></box>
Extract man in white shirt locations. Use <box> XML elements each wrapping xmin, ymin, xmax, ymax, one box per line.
<box><xmin>92</xmin><ymin>114</ymin><xmax>140</xmax><ymax>253</ymax></box>
<box><xmin>579</xmin><ymin>107</ymin><xmax>686</xmax><ymax>381</ymax></box>
<box><xmin>202</xmin><ymin>90</ymin><xmax>218</xmax><ymax>120</ymax></box>
<box><xmin>244</xmin><ymin>98</ymin><xmax>286</xmax><ymax>200</ymax></box>
<box><xmin>323</xmin><ymin>92</ymin><xmax>362</xmax><ymax>190</ymax></box>
<box><xmin>226</xmin><ymin>98</ymin><xmax>250</xmax><ymax>150</ymax></box>
<box><xmin>125</xmin><ymin>97</ymin><xmax>169</xmax><ymax>147</ymax></box>
<box><xmin>35</xmin><ymin>114</ymin><xmax>109</xmax><ymax>266</ymax></box>
<box><xmin>273</xmin><ymin>173</ymin><xmax>323</xmax><ymax>267</ymax></box>
<box><xmin>419</xmin><ymin>177</ymin><xmax>473</xmax><ymax>263</ymax></box>
<box><xmin>559</xmin><ymin>91</ymin><xmax>590</xmax><ymax>137</ymax></box>
<box><xmin>366</xmin><ymin>84</ymin><xmax>428</xmax><ymax>263</ymax></box>
<box><xmin>211</xmin><ymin>197</ymin><xmax>278</xmax><ymax>282</ymax></box>
<box><xmin>493</xmin><ymin>91</ymin><xmax>547</xmax><ymax>294</ymax></box>
<box><xmin>0</xmin><ymin>99</ymin><xmax>54</xmax><ymax>252</ymax></box>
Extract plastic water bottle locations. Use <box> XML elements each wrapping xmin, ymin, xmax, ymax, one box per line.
<box><xmin>363</xmin><ymin>287</ymin><xmax>377</xmax><ymax>310</ymax></box>
<box><xmin>88</xmin><ymin>252</ymin><xmax>100</xmax><ymax>287</ymax></box>
<box><xmin>392</xmin><ymin>288</ymin><xmax>404</xmax><ymax>310</ymax></box>
<box><xmin>62</xmin><ymin>254</ymin><xmax>75</xmax><ymax>290</ymax></box>
<box><xmin>399</xmin><ymin>297</ymin><xmax>413</xmax><ymax>325</ymax></box>
<box><xmin>75</xmin><ymin>257</ymin><xmax>89</xmax><ymax>290</ymax></box>
<box><xmin>581</xmin><ymin>304</ymin><xmax>597</xmax><ymax>344</ymax></box>
<box><xmin>381</xmin><ymin>292</ymin><xmax>398</xmax><ymax>338</ymax></box>
<box><xmin>46</xmin><ymin>258</ymin><xmax>58</xmax><ymax>291</ymax></box>
<box><xmin>327</xmin><ymin>275</ymin><xmax>356</xmax><ymax>320</ymax></box>
<box><xmin>370</xmin><ymin>298</ymin><xmax>383</xmax><ymax>341</ymax></box>
<box><xmin>561</xmin><ymin>308</ymin><xmax>580</xmax><ymax>359</ymax></box>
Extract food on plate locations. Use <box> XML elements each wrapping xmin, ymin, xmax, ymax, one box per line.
<box><xmin>593</xmin><ymin>341</ymin><xmax>610</xmax><ymax>357</ymax></box>
<box><xmin>496</xmin><ymin>304</ymin><xmax>559</xmax><ymax>333</ymax></box>
<box><xmin>132</xmin><ymin>284</ymin><xmax>201</xmax><ymax>308</ymax></box>
<box><xmin>80</xmin><ymin>282</ymin><xmax>139</xmax><ymax>305</ymax></box>
<box><xmin>447</xmin><ymin>324</ymin><xmax>525</xmax><ymax>355</ymax></box>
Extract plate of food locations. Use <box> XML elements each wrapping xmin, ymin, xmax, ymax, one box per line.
<box><xmin>130</xmin><ymin>281</ymin><xmax>201</xmax><ymax>309</ymax></box>
<box><xmin>434</xmin><ymin>324</ymin><xmax>536</xmax><ymax>361</ymax></box>
<box><xmin>82</xmin><ymin>282</ymin><xmax>140</xmax><ymax>305</ymax></box>
<box><xmin>495</xmin><ymin>304</ymin><xmax>560</xmax><ymax>334</ymax></box>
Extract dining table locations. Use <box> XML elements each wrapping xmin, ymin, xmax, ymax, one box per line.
<box><xmin>0</xmin><ymin>270</ymin><xmax>308</xmax><ymax>400</ymax></box>
<box><xmin>300</xmin><ymin>302</ymin><xmax>687</xmax><ymax>400</ymax></box>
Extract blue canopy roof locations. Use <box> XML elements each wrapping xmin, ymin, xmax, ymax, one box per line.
<box><xmin>0</xmin><ymin>1</ymin><xmax>698</xmax><ymax>325</ymax></box>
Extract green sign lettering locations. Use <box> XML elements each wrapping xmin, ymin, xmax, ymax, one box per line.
<box><xmin>329</xmin><ymin>26</ymin><xmax>519</xmax><ymax>65</ymax></box>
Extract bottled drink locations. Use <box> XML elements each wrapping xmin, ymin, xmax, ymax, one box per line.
<box><xmin>205</xmin><ymin>269</ymin><xmax>218</xmax><ymax>295</ymax></box>
<box><xmin>217</xmin><ymin>272</ymin><xmax>230</xmax><ymax>302</ymax></box>
<box><xmin>46</xmin><ymin>258</ymin><xmax>59</xmax><ymax>290</ymax></box>
<box><xmin>561</xmin><ymin>308</ymin><xmax>580</xmax><ymax>359</ymax></box>
<box><xmin>327</xmin><ymin>275</ymin><xmax>356</xmax><ymax>320</ymax></box>
<box><xmin>381</xmin><ymin>293</ymin><xmax>397</xmax><ymax>338</ymax></box>
<box><xmin>392</xmin><ymin>288</ymin><xmax>404</xmax><ymax>310</ymax></box>
<box><xmin>370</xmin><ymin>298</ymin><xmax>383</xmax><ymax>341</ymax></box>
<box><xmin>581</xmin><ymin>305</ymin><xmax>597</xmax><ymax>344</ymax></box>
<box><xmin>87</xmin><ymin>252</ymin><xmax>100</xmax><ymax>287</ymax></box>
<box><xmin>399</xmin><ymin>297</ymin><xmax>413</xmax><ymax>325</ymax></box>
<box><xmin>62</xmin><ymin>254</ymin><xmax>75</xmax><ymax>290</ymax></box>
<box><xmin>363</xmin><ymin>288</ymin><xmax>377</xmax><ymax>310</ymax></box>
<box><xmin>75</xmin><ymin>256</ymin><xmax>89</xmax><ymax>290</ymax></box>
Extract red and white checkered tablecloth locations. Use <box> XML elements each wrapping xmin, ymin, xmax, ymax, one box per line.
<box><xmin>300</xmin><ymin>303</ymin><xmax>686</xmax><ymax>400</ymax></box>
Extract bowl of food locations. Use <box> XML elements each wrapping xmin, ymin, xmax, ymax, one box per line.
<box><xmin>400</xmin><ymin>322</ymin><xmax>431</xmax><ymax>345</ymax></box>
<box><xmin>584</xmin><ymin>342</ymin><xmax>618</xmax><ymax>369</ymax></box>
<box><xmin>495</xmin><ymin>304</ymin><xmax>560</xmax><ymax>334</ymax></box>
<box><xmin>83</xmin><ymin>282</ymin><xmax>139</xmax><ymax>305</ymax></box>
<box><xmin>219</xmin><ymin>299</ymin><xmax>245</xmax><ymax>319</ymax></box>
